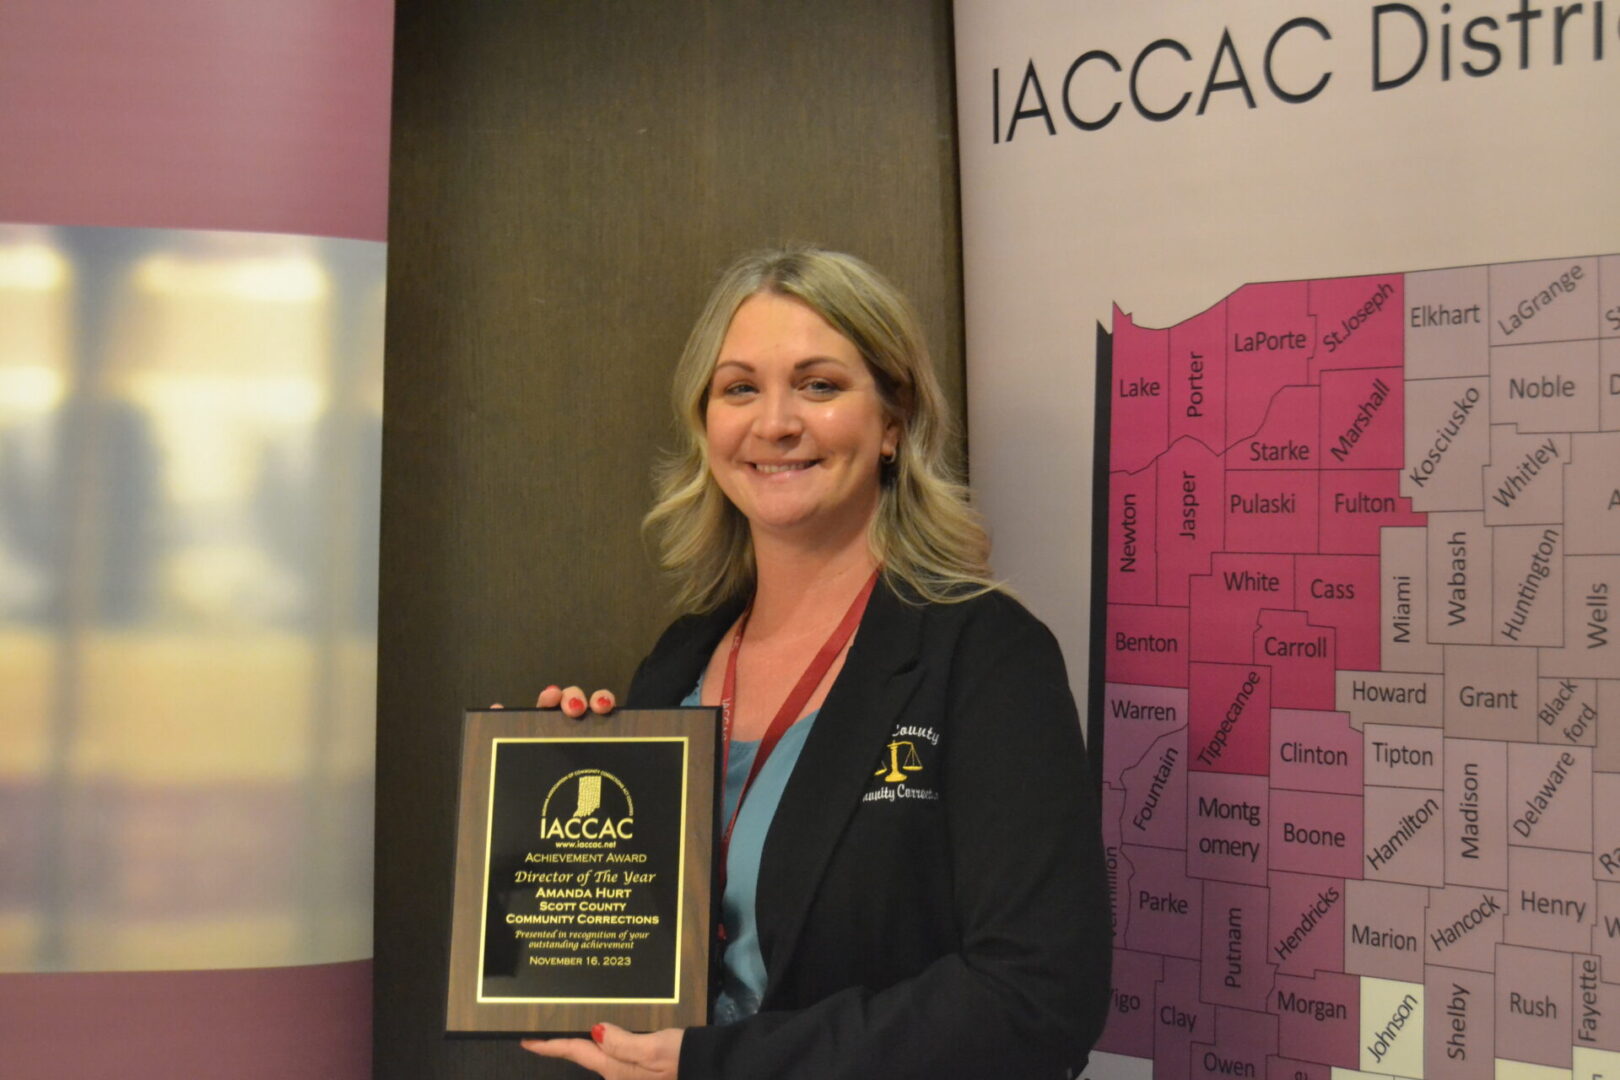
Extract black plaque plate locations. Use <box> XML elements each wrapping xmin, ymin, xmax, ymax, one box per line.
<box><xmin>446</xmin><ymin>708</ymin><xmax>719</xmax><ymax>1035</ymax></box>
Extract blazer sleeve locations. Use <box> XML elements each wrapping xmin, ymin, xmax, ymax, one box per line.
<box><xmin>678</xmin><ymin>601</ymin><xmax>1112</xmax><ymax>1080</ymax></box>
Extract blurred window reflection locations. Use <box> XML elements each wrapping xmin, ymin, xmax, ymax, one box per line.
<box><xmin>0</xmin><ymin>225</ymin><xmax>382</xmax><ymax>972</ymax></box>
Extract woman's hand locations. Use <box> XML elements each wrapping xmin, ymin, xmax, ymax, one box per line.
<box><xmin>491</xmin><ymin>685</ymin><xmax>617</xmax><ymax>717</ymax></box>
<box><xmin>522</xmin><ymin>1023</ymin><xmax>682</xmax><ymax>1078</ymax></box>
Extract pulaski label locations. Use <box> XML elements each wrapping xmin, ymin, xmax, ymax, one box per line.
<box><xmin>478</xmin><ymin>739</ymin><xmax>688</xmax><ymax>1004</ymax></box>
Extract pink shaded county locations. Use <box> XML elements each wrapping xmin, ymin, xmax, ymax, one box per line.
<box><xmin>1169</xmin><ymin>299</ymin><xmax>1227</xmax><ymax>450</ymax></box>
<box><xmin>1095</xmin><ymin>948</ymin><xmax>1162</xmax><ymax>1058</ymax></box>
<box><xmin>1269</xmin><ymin>789</ymin><xmax>1363</xmax><ymax>879</ymax></box>
<box><xmin>1226</xmin><ymin>471</ymin><xmax>1319</xmax><ymax>554</ymax></box>
<box><xmin>1270</xmin><ymin>708</ymin><xmax>1363</xmax><ymax>796</ymax></box>
<box><xmin>1118</xmin><ymin>728</ymin><xmax>1188</xmax><ymax>850</ymax></box>
<box><xmin>1190</xmin><ymin>554</ymin><xmax>1296</xmax><ymax>665</ymax></box>
<box><xmin>1319</xmin><ymin>471</ymin><xmax>1424</xmax><ymax>555</ymax></box>
<box><xmin>1226</xmin><ymin>280</ymin><xmax>1314</xmax><ymax>440</ymax></box>
<box><xmin>1596</xmin><ymin>774</ymin><xmax>1620</xmax><ymax>884</ymax></box>
<box><xmin>1426</xmin><ymin>967</ymin><xmax>1495</xmax><ymax>1080</ymax></box>
<box><xmin>1597</xmin><ymin>883</ymin><xmax>1620</xmax><ymax>976</ymax></box>
<box><xmin>1122</xmin><ymin>845</ymin><xmax>1202</xmax><ymax>959</ymax></box>
<box><xmin>1253</xmin><ymin>609</ymin><xmax>1337</xmax><ymax>710</ymax></box>
<box><xmin>1269</xmin><ymin>871</ymin><xmax>1346</xmax><ymax>977</ymax></box>
<box><xmin>1274</xmin><ymin>969</ymin><xmax>1359</xmax><ymax>1067</ymax></box>
<box><xmin>1157</xmin><ymin>439</ymin><xmax>1225</xmax><ymax>606</ymax></box>
<box><xmin>1425</xmin><ymin>885</ymin><xmax>1507</xmax><ymax>972</ymax></box>
<box><xmin>1343</xmin><ymin>880</ymin><xmax>1426</xmax><ymax>982</ymax></box>
<box><xmin>1574</xmin><ymin>955</ymin><xmax>1620</xmax><ymax>1051</ymax></box>
<box><xmin>1191</xmin><ymin>1006</ymin><xmax>1278</xmax><ymax>1080</ymax></box>
<box><xmin>1103</xmin><ymin>683</ymin><xmax>1188</xmax><ymax>787</ymax></box>
<box><xmin>1320</xmin><ymin>367</ymin><xmax>1404</xmax><ymax>470</ymax></box>
<box><xmin>1189</xmin><ymin>662</ymin><xmax>1271</xmax><ymax>776</ymax></box>
<box><xmin>1110</xmin><ymin>307</ymin><xmax>1170</xmax><ymax>472</ymax></box>
<box><xmin>1154</xmin><ymin>956</ymin><xmax>1215</xmax><ymax>1079</ymax></box>
<box><xmin>1268</xmin><ymin>1058</ymin><xmax>1331</xmax><ymax>1080</ymax></box>
<box><xmin>1200</xmin><ymin>881</ymin><xmax>1274</xmax><ymax>1011</ymax></box>
<box><xmin>1102</xmin><ymin>784</ymin><xmax>1130</xmax><ymax>941</ymax></box>
<box><xmin>1504</xmin><ymin>847</ymin><xmax>1596</xmax><ymax>954</ymax></box>
<box><xmin>1507</xmin><ymin>744</ymin><xmax>1593</xmax><ymax>853</ymax></box>
<box><xmin>1108</xmin><ymin>463</ymin><xmax>1158</xmax><ymax>605</ymax></box>
<box><xmin>1106</xmin><ymin>604</ymin><xmax>1189</xmax><ymax>688</ymax></box>
<box><xmin>1292</xmin><ymin>555</ymin><xmax>1380</xmax><ymax>671</ymax></box>
<box><xmin>1363</xmin><ymin>787</ymin><xmax>1444</xmax><ymax>886</ymax></box>
<box><xmin>1309</xmin><ymin>274</ymin><xmax>1403</xmax><ymax>376</ymax></box>
<box><xmin>1188</xmin><ymin>772</ymin><xmax>1268</xmax><ymax>886</ymax></box>
<box><xmin>1230</xmin><ymin>385</ymin><xmax>1320</xmax><ymax>470</ymax></box>
<box><xmin>1494</xmin><ymin>944</ymin><xmax>1573</xmax><ymax>1068</ymax></box>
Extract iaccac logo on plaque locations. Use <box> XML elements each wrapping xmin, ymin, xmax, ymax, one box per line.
<box><xmin>539</xmin><ymin>769</ymin><xmax>636</xmax><ymax>845</ymax></box>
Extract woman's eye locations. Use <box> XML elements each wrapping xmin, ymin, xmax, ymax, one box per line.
<box><xmin>802</xmin><ymin>378</ymin><xmax>839</xmax><ymax>396</ymax></box>
<box><xmin>718</xmin><ymin>381</ymin><xmax>756</xmax><ymax>398</ymax></box>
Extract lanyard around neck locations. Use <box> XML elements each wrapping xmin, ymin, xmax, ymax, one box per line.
<box><xmin>716</xmin><ymin>568</ymin><xmax>880</xmax><ymax>884</ymax></box>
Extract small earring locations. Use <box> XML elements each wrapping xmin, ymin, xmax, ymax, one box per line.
<box><xmin>881</xmin><ymin>449</ymin><xmax>897</xmax><ymax>466</ymax></box>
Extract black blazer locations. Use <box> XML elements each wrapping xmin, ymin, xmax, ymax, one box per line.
<box><xmin>627</xmin><ymin>582</ymin><xmax>1111</xmax><ymax>1080</ymax></box>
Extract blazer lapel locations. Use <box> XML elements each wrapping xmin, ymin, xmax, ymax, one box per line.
<box><xmin>755</xmin><ymin>582</ymin><xmax>926</xmax><ymax>996</ymax></box>
<box><xmin>625</xmin><ymin>599</ymin><xmax>745</xmax><ymax>707</ymax></box>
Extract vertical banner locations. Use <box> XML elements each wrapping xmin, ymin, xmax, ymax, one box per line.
<box><xmin>955</xmin><ymin>3</ymin><xmax>1619</xmax><ymax>1080</ymax></box>
<box><xmin>0</xmin><ymin>4</ymin><xmax>391</xmax><ymax>1078</ymax></box>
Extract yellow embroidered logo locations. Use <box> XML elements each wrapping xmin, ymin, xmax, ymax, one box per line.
<box><xmin>863</xmin><ymin>726</ymin><xmax>941</xmax><ymax>803</ymax></box>
<box><xmin>874</xmin><ymin>740</ymin><xmax>924</xmax><ymax>783</ymax></box>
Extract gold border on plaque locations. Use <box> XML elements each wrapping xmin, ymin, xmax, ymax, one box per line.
<box><xmin>475</xmin><ymin>735</ymin><xmax>690</xmax><ymax>1006</ymax></box>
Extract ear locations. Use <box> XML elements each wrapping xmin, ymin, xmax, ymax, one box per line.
<box><xmin>881</xmin><ymin>419</ymin><xmax>899</xmax><ymax>460</ymax></box>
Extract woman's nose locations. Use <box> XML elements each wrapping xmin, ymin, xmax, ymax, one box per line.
<box><xmin>754</xmin><ymin>387</ymin><xmax>802</xmax><ymax>440</ymax></box>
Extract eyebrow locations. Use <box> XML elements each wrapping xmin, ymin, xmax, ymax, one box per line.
<box><xmin>712</xmin><ymin>356</ymin><xmax>849</xmax><ymax>375</ymax></box>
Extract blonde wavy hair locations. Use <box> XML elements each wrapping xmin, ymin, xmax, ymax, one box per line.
<box><xmin>644</xmin><ymin>246</ymin><xmax>994</xmax><ymax>612</ymax></box>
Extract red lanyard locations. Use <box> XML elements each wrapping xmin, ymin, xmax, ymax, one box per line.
<box><xmin>717</xmin><ymin>569</ymin><xmax>880</xmax><ymax>886</ymax></box>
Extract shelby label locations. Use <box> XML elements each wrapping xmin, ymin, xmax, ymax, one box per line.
<box><xmin>480</xmin><ymin>739</ymin><xmax>686</xmax><ymax>1003</ymax></box>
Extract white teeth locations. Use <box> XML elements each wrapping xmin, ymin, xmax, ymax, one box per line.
<box><xmin>755</xmin><ymin>462</ymin><xmax>812</xmax><ymax>474</ymax></box>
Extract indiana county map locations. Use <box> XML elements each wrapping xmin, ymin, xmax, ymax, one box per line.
<box><xmin>1097</xmin><ymin>255</ymin><xmax>1620</xmax><ymax>1080</ymax></box>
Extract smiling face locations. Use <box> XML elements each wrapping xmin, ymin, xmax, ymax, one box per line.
<box><xmin>704</xmin><ymin>291</ymin><xmax>898</xmax><ymax>550</ymax></box>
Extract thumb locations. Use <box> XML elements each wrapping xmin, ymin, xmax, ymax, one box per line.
<box><xmin>594</xmin><ymin>1022</ymin><xmax>644</xmax><ymax>1066</ymax></box>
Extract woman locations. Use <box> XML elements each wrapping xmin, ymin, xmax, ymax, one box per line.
<box><xmin>526</xmin><ymin>247</ymin><xmax>1110</xmax><ymax>1079</ymax></box>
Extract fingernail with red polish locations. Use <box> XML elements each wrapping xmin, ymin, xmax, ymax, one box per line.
<box><xmin>591</xmin><ymin>1023</ymin><xmax>605</xmax><ymax>1044</ymax></box>
<box><xmin>595</xmin><ymin>695</ymin><xmax>612</xmax><ymax>710</ymax></box>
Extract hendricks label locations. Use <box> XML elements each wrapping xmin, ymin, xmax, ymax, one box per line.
<box><xmin>1274</xmin><ymin>886</ymin><xmax>1340</xmax><ymax>962</ymax></box>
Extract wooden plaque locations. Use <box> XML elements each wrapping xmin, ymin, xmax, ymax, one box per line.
<box><xmin>446</xmin><ymin>708</ymin><xmax>720</xmax><ymax>1035</ymax></box>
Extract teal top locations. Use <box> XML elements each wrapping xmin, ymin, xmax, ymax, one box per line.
<box><xmin>682</xmin><ymin>681</ymin><xmax>818</xmax><ymax>1024</ymax></box>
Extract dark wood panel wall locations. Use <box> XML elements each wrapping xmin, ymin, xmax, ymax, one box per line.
<box><xmin>376</xmin><ymin>3</ymin><xmax>964</xmax><ymax>1076</ymax></box>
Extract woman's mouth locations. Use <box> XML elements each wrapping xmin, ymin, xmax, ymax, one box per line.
<box><xmin>752</xmin><ymin>461</ymin><xmax>816</xmax><ymax>475</ymax></box>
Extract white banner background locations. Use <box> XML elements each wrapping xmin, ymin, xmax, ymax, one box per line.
<box><xmin>956</xmin><ymin>2</ymin><xmax>1620</xmax><ymax>1078</ymax></box>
